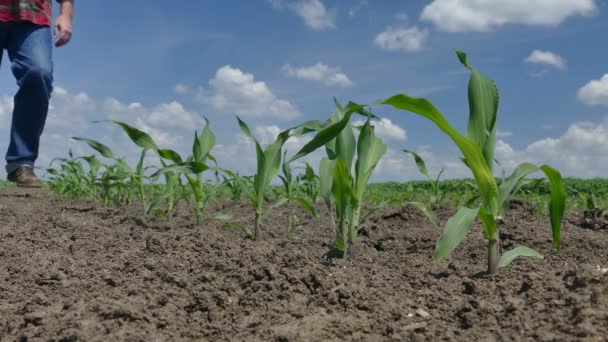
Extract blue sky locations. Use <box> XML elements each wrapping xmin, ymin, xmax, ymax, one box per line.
<box><xmin>1</xmin><ymin>0</ymin><xmax>608</xmax><ymax>179</ymax></box>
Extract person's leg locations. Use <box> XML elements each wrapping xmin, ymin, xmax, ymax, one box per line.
<box><xmin>5</xmin><ymin>22</ymin><xmax>53</xmax><ymax>175</ymax></box>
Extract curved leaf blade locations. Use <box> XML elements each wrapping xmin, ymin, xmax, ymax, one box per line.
<box><xmin>433</xmin><ymin>207</ymin><xmax>479</xmax><ymax>262</ymax></box>
<box><xmin>403</xmin><ymin>149</ymin><xmax>430</xmax><ymax>179</ymax></box>
<box><xmin>540</xmin><ymin>165</ymin><xmax>565</xmax><ymax>251</ymax></box>
<box><xmin>72</xmin><ymin>137</ymin><xmax>115</xmax><ymax>159</ymax></box>
<box><xmin>409</xmin><ymin>202</ymin><xmax>440</xmax><ymax>229</ymax></box>
<box><xmin>499</xmin><ymin>246</ymin><xmax>543</xmax><ymax>268</ymax></box>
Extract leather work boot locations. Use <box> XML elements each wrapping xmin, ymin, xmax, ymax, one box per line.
<box><xmin>7</xmin><ymin>166</ymin><xmax>43</xmax><ymax>188</ymax></box>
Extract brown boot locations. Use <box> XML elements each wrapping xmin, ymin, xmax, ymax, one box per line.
<box><xmin>7</xmin><ymin>166</ymin><xmax>43</xmax><ymax>188</ymax></box>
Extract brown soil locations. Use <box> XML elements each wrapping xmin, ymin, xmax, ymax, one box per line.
<box><xmin>0</xmin><ymin>187</ymin><xmax>607</xmax><ymax>341</ymax></box>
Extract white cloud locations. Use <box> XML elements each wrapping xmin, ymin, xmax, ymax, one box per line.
<box><xmin>282</xmin><ymin>63</ymin><xmax>353</xmax><ymax>87</ymax></box>
<box><xmin>374</xmin><ymin>147</ymin><xmax>470</xmax><ymax>181</ymax></box>
<box><xmin>525</xmin><ymin>50</ymin><xmax>567</xmax><ymax>70</ymax></box>
<box><xmin>199</xmin><ymin>65</ymin><xmax>300</xmax><ymax>120</ymax></box>
<box><xmin>421</xmin><ymin>0</ymin><xmax>597</xmax><ymax>32</ymax></box>
<box><xmin>578</xmin><ymin>74</ymin><xmax>608</xmax><ymax>107</ymax></box>
<box><xmin>374</xmin><ymin>26</ymin><xmax>428</xmax><ymax>52</ymax></box>
<box><xmin>46</xmin><ymin>90</ymin><xmax>95</xmax><ymax>134</ymax></box>
<box><xmin>269</xmin><ymin>0</ymin><xmax>336</xmax><ymax>30</ymax></box>
<box><xmin>494</xmin><ymin>117</ymin><xmax>608</xmax><ymax>177</ymax></box>
<box><xmin>353</xmin><ymin>118</ymin><xmax>407</xmax><ymax>141</ymax></box>
<box><xmin>103</xmin><ymin>98</ymin><xmax>200</xmax><ymax>148</ymax></box>
<box><xmin>146</xmin><ymin>102</ymin><xmax>203</xmax><ymax>130</ymax></box>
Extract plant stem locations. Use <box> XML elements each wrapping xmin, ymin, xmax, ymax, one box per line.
<box><xmin>347</xmin><ymin>205</ymin><xmax>361</xmax><ymax>257</ymax></box>
<box><xmin>339</xmin><ymin>218</ymin><xmax>347</xmax><ymax>258</ymax></box>
<box><xmin>255</xmin><ymin>211</ymin><xmax>263</xmax><ymax>241</ymax></box>
<box><xmin>487</xmin><ymin>238</ymin><xmax>500</xmax><ymax>275</ymax></box>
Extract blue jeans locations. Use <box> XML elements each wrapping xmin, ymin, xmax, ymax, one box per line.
<box><xmin>0</xmin><ymin>22</ymin><xmax>53</xmax><ymax>175</ymax></box>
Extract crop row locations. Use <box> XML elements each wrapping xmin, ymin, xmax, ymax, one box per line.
<box><xmin>47</xmin><ymin>51</ymin><xmax>567</xmax><ymax>276</ymax></box>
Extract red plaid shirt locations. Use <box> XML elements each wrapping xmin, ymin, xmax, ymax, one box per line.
<box><xmin>0</xmin><ymin>0</ymin><xmax>56</xmax><ymax>26</ymax></box>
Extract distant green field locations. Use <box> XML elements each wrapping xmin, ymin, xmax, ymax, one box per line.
<box><xmin>364</xmin><ymin>178</ymin><xmax>608</xmax><ymax>213</ymax></box>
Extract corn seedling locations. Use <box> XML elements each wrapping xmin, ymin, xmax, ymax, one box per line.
<box><xmin>151</xmin><ymin>118</ymin><xmax>217</xmax><ymax>224</ymax></box>
<box><xmin>291</xmin><ymin>101</ymin><xmax>386</xmax><ymax>257</ymax></box>
<box><xmin>221</xmin><ymin>169</ymin><xmax>248</xmax><ymax>203</ymax></box>
<box><xmin>236</xmin><ymin>116</ymin><xmax>293</xmax><ymax>240</ymax></box>
<box><xmin>297</xmin><ymin>163</ymin><xmax>320</xmax><ymax>205</ymax></box>
<box><xmin>380</xmin><ymin>51</ymin><xmax>565</xmax><ymax>275</ymax></box>
<box><xmin>276</xmin><ymin>150</ymin><xmax>320</xmax><ymax>219</ymax></box>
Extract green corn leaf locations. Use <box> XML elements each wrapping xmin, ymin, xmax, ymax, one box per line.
<box><xmin>214</xmin><ymin>213</ymin><xmax>233</xmax><ymax>220</ymax></box>
<box><xmin>540</xmin><ymin>165</ymin><xmax>565</xmax><ymax>251</ymax></box>
<box><xmin>157</xmin><ymin>149</ymin><xmax>183</xmax><ymax>163</ymax></box>
<box><xmin>497</xmin><ymin>162</ymin><xmax>540</xmax><ymax>213</ymax></box>
<box><xmin>332</xmin><ymin>158</ymin><xmax>353</xmax><ymax>220</ymax></box>
<box><xmin>499</xmin><ymin>246</ymin><xmax>543</xmax><ymax>268</ymax></box>
<box><xmin>224</xmin><ymin>223</ymin><xmax>254</xmax><ymax>238</ymax></box>
<box><xmin>135</xmin><ymin>149</ymin><xmax>147</xmax><ymax>177</ymax></box>
<box><xmin>263</xmin><ymin>139</ymin><xmax>284</xmax><ymax>190</ymax></box>
<box><xmin>290</xmin><ymin>102</ymin><xmax>365</xmax><ymax>163</ymax></box>
<box><xmin>403</xmin><ymin>149</ymin><xmax>431</xmax><ymax>179</ymax></box>
<box><xmin>409</xmin><ymin>201</ymin><xmax>441</xmax><ymax>229</ymax></box>
<box><xmin>379</xmin><ymin>94</ymin><xmax>499</xmax><ymax>237</ymax></box>
<box><xmin>456</xmin><ymin>50</ymin><xmax>472</xmax><ymax>70</ymax></box>
<box><xmin>458</xmin><ymin>52</ymin><xmax>499</xmax><ymax>172</ymax></box>
<box><xmin>281</xmin><ymin>150</ymin><xmax>292</xmax><ymax>186</ymax></box>
<box><xmin>335</xmin><ymin>118</ymin><xmax>356</xmax><ymax>169</ymax></box>
<box><xmin>72</xmin><ymin>137</ymin><xmax>115</xmax><ymax>159</ymax></box>
<box><xmin>319</xmin><ymin>157</ymin><xmax>335</xmax><ymax>212</ymax></box>
<box><xmin>294</xmin><ymin>196</ymin><xmax>320</xmax><ymax>219</ymax></box>
<box><xmin>109</xmin><ymin>120</ymin><xmax>159</xmax><ymax>151</ymax></box>
<box><xmin>433</xmin><ymin>207</ymin><xmax>479</xmax><ymax>262</ymax></box>
<box><xmin>193</xmin><ymin>117</ymin><xmax>216</xmax><ymax>162</ymax></box>
<box><xmin>236</xmin><ymin>116</ymin><xmax>266</xmax><ymax>205</ymax></box>
<box><xmin>145</xmin><ymin>194</ymin><xmax>169</xmax><ymax>214</ymax></box>
<box><xmin>354</xmin><ymin>120</ymin><xmax>387</xmax><ymax>198</ymax></box>
<box><xmin>271</xmin><ymin>197</ymin><xmax>289</xmax><ymax>209</ymax></box>
<box><xmin>149</xmin><ymin>162</ymin><xmax>209</xmax><ymax>179</ymax></box>
<box><xmin>78</xmin><ymin>155</ymin><xmax>102</xmax><ymax>175</ymax></box>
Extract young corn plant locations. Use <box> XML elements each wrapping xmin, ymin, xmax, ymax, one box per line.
<box><xmin>290</xmin><ymin>101</ymin><xmax>387</xmax><ymax>257</ymax></box>
<box><xmin>379</xmin><ymin>51</ymin><xmax>565</xmax><ymax>275</ymax></box>
<box><xmin>221</xmin><ymin>169</ymin><xmax>248</xmax><ymax>203</ymax></box>
<box><xmin>74</xmin><ymin>121</ymin><xmax>191</xmax><ymax>217</ymax></box>
<box><xmin>277</xmin><ymin>150</ymin><xmax>320</xmax><ymax>218</ymax></box>
<box><xmin>151</xmin><ymin>118</ymin><xmax>217</xmax><ymax>224</ymax></box>
<box><xmin>297</xmin><ymin>163</ymin><xmax>320</xmax><ymax>205</ymax></box>
<box><xmin>236</xmin><ymin>116</ymin><xmax>293</xmax><ymax>240</ymax></box>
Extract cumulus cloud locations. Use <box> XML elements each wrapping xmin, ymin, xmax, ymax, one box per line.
<box><xmin>577</xmin><ymin>74</ymin><xmax>608</xmax><ymax>107</ymax></box>
<box><xmin>269</xmin><ymin>0</ymin><xmax>335</xmax><ymax>30</ymax></box>
<box><xmin>146</xmin><ymin>102</ymin><xmax>203</xmax><ymax>130</ymax></box>
<box><xmin>353</xmin><ymin>118</ymin><xmax>407</xmax><ymax>141</ymax></box>
<box><xmin>525</xmin><ymin>50</ymin><xmax>567</xmax><ymax>70</ymax></box>
<box><xmin>494</xmin><ymin>118</ymin><xmax>608</xmax><ymax>177</ymax></box>
<box><xmin>103</xmin><ymin>98</ymin><xmax>203</xmax><ymax>148</ymax></box>
<box><xmin>421</xmin><ymin>0</ymin><xmax>597</xmax><ymax>32</ymax></box>
<box><xmin>374</xmin><ymin>26</ymin><xmax>428</xmax><ymax>52</ymax></box>
<box><xmin>282</xmin><ymin>63</ymin><xmax>353</xmax><ymax>87</ymax></box>
<box><xmin>198</xmin><ymin>65</ymin><xmax>301</xmax><ymax>120</ymax></box>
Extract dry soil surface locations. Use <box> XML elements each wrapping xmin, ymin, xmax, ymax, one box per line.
<box><xmin>0</xmin><ymin>187</ymin><xmax>607</xmax><ymax>341</ymax></box>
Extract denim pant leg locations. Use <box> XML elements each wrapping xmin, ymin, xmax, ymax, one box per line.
<box><xmin>5</xmin><ymin>23</ymin><xmax>53</xmax><ymax>174</ymax></box>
